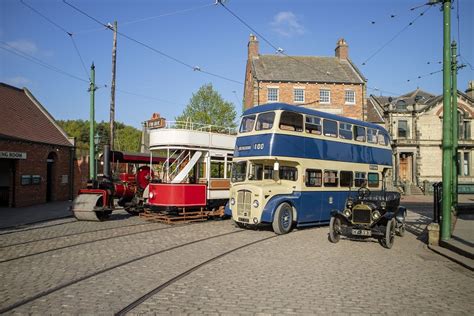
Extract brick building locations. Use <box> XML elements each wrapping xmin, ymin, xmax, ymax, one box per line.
<box><xmin>0</xmin><ymin>83</ymin><xmax>75</xmax><ymax>207</ymax></box>
<box><xmin>367</xmin><ymin>81</ymin><xmax>474</xmax><ymax>192</ymax></box>
<box><xmin>243</xmin><ymin>35</ymin><xmax>366</xmax><ymax>120</ymax></box>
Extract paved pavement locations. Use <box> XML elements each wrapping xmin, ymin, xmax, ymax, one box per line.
<box><xmin>0</xmin><ymin>201</ymin><xmax>72</xmax><ymax>229</ymax></box>
<box><xmin>0</xmin><ymin>201</ymin><xmax>472</xmax><ymax>315</ymax></box>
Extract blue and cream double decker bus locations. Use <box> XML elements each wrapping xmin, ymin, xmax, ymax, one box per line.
<box><xmin>226</xmin><ymin>103</ymin><xmax>393</xmax><ymax>234</ymax></box>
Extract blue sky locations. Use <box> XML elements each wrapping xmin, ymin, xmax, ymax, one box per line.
<box><xmin>1</xmin><ymin>0</ymin><xmax>473</xmax><ymax>129</ymax></box>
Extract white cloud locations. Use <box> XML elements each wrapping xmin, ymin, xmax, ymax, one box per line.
<box><xmin>4</xmin><ymin>76</ymin><xmax>31</xmax><ymax>87</ymax></box>
<box><xmin>270</xmin><ymin>11</ymin><xmax>305</xmax><ymax>37</ymax></box>
<box><xmin>6</xmin><ymin>39</ymin><xmax>38</xmax><ymax>55</ymax></box>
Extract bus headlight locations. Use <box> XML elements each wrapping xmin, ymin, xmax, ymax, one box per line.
<box><xmin>230</xmin><ymin>198</ymin><xmax>235</xmax><ymax>205</ymax></box>
<box><xmin>343</xmin><ymin>209</ymin><xmax>352</xmax><ymax>218</ymax></box>
<box><xmin>372</xmin><ymin>211</ymin><xmax>381</xmax><ymax>220</ymax></box>
<box><xmin>252</xmin><ymin>200</ymin><xmax>259</xmax><ymax>208</ymax></box>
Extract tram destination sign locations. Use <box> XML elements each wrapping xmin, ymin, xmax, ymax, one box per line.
<box><xmin>0</xmin><ymin>151</ymin><xmax>27</xmax><ymax>159</ymax></box>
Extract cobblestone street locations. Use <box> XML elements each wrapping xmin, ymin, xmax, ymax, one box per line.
<box><xmin>0</xmin><ymin>205</ymin><xmax>472</xmax><ymax>315</ymax></box>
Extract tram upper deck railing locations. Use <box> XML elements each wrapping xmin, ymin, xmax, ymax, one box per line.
<box><xmin>150</xmin><ymin>120</ymin><xmax>237</xmax><ymax>135</ymax></box>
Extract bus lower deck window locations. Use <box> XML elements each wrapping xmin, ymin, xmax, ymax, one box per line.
<box><xmin>305</xmin><ymin>169</ymin><xmax>322</xmax><ymax>187</ymax></box>
<box><xmin>340</xmin><ymin>171</ymin><xmax>353</xmax><ymax>187</ymax></box>
<box><xmin>324</xmin><ymin>170</ymin><xmax>338</xmax><ymax>187</ymax></box>
<box><xmin>354</xmin><ymin>172</ymin><xmax>366</xmax><ymax>187</ymax></box>
<box><xmin>279</xmin><ymin>166</ymin><xmax>298</xmax><ymax>181</ymax></box>
<box><xmin>368</xmin><ymin>172</ymin><xmax>379</xmax><ymax>187</ymax></box>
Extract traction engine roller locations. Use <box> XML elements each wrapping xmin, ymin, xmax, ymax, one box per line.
<box><xmin>72</xmin><ymin>145</ymin><xmax>153</xmax><ymax>221</ymax></box>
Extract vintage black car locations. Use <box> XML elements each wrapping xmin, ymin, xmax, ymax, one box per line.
<box><xmin>328</xmin><ymin>187</ymin><xmax>406</xmax><ymax>248</ymax></box>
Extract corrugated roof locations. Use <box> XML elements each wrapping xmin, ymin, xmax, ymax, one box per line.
<box><xmin>0</xmin><ymin>83</ymin><xmax>73</xmax><ymax>147</ymax></box>
<box><xmin>252</xmin><ymin>55</ymin><xmax>364</xmax><ymax>84</ymax></box>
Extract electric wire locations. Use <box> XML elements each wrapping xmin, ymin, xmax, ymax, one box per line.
<box><xmin>62</xmin><ymin>0</ymin><xmax>243</xmax><ymax>85</ymax></box>
<box><xmin>0</xmin><ymin>41</ymin><xmax>89</xmax><ymax>83</ymax></box>
<box><xmin>367</xmin><ymin>86</ymin><xmax>401</xmax><ymax>96</ymax></box>
<box><xmin>368</xmin><ymin>1</ymin><xmax>428</xmax><ymax>25</ymax></box>
<box><xmin>362</xmin><ymin>5</ymin><xmax>432</xmax><ymax>66</ymax></box>
<box><xmin>20</xmin><ymin>0</ymin><xmax>90</xmax><ymax>80</ymax></box>
<box><xmin>406</xmin><ymin>69</ymin><xmax>443</xmax><ymax>82</ymax></box>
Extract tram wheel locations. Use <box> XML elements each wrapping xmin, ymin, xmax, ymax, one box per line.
<box><xmin>328</xmin><ymin>216</ymin><xmax>341</xmax><ymax>243</ymax></box>
<box><xmin>272</xmin><ymin>203</ymin><xmax>293</xmax><ymax>235</ymax></box>
<box><xmin>380</xmin><ymin>218</ymin><xmax>396</xmax><ymax>249</ymax></box>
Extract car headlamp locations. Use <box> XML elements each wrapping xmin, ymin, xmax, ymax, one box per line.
<box><xmin>343</xmin><ymin>209</ymin><xmax>352</xmax><ymax>218</ymax></box>
<box><xmin>252</xmin><ymin>200</ymin><xmax>259</xmax><ymax>208</ymax></box>
<box><xmin>372</xmin><ymin>210</ymin><xmax>381</xmax><ymax>220</ymax></box>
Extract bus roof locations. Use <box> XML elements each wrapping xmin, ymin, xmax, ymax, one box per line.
<box><xmin>242</xmin><ymin>103</ymin><xmax>388</xmax><ymax>134</ymax></box>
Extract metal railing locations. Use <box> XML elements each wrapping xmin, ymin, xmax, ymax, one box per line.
<box><xmin>151</xmin><ymin>120</ymin><xmax>237</xmax><ymax>135</ymax></box>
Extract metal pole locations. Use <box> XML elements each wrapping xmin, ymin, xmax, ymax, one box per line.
<box><xmin>89</xmin><ymin>63</ymin><xmax>96</xmax><ymax>180</ymax></box>
<box><xmin>441</xmin><ymin>0</ymin><xmax>452</xmax><ymax>241</ymax></box>
<box><xmin>451</xmin><ymin>41</ymin><xmax>458</xmax><ymax>208</ymax></box>
<box><xmin>109</xmin><ymin>21</ymin><xmax>118</xmax><ymax>151</ymax></box>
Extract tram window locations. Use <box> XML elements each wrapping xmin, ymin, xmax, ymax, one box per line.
<box><xmin>305</xmin><ymin>169</ymin><xmax>322</xmax><ymax>187</ymax></box>
<box><xmin>279</xmin><ymin>166</ymin><xmax>298</xmax><ymax>181</ymax></box>
<box><xmin>354</xmin><ymin>172</ymin><xmax>367</xmax><ymax>187</ymax></box>
<box><xmin>305</xmin><ymin>115</ymin><xmax>322</xmax><ymax>135</ymax></box>
<box><xmin>368</xmin><ymin>172</ymin><xmax>379</xmax><ymax>187</ymax></box>
<box><xmin>240</xmin><ymin>115</ymin><xmax>256</xmax><ymax>133</ymax></box>
<box><xmin>367</xmin><ymin>128</ymin><xmax>378</xmax><ymax>144</ymax></box>
<box><xmin>339</xmin><ymin>123</ymin><xmax>353</xmax><ymax>140</ymax></box>
<box><xmin>279</xmin><ymin>111</ymin><xmax>303</xmax><ymax>132</ymax></box>
<box><xmin>256</xmin><ymin>112</ymin><xmax>275</xmax><ymax>131</ymax></box>
<box><xmin>211</xmin><ymin>161</ymin><xmax>225</xmax><ymax>178</ymax></box>
<box><xmin>323</xmin><ymin>119</ymin><xmax>338</xmax><ymax>137</ymax></box>
<box><xmin>340</xmin><ymin>171</ymin><xmax>353</xmax><ymax>187</ymax></box>
<box><xmin>354</xmin><ymin>126</ymin><xmax>366</xmax><ymax>142</ymax></box>
<box><xmin>231</xmin><ymin>161</ymin><xmax>247</xmax><ymax>183</ymax></box>
<box><xmin>324</xmin><ymin>170</ymin><xmax>338</xmax><ymax>187</ymax></box>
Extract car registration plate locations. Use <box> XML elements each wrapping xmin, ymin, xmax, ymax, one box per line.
<box><xmin>352</xmin><ymin>229</ymin><xmax>372</xmax><ymax>236</ymax></box>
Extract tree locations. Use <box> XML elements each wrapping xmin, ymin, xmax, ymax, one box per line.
<box><xmin>175</xmin><ymin>83</ymin><xmax>237</xmax><ymax>131</ymax></box>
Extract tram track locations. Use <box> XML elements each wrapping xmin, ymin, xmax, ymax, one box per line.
<box><xmin>0</xmin><ymin>223</ymin><xmax>181</xmax><ymax>263</ymax></box>
<box><xmin>114</xmin><ymin>234</ymin><xmax>278</xmax><ymax>315</ymax></box>
<box><xmin>0</xmin><ymin>217</ymin><xmax>76</xmax><ymax>236</ymax></box>
<box><xmin>0</xmin><ymin>229</ymin><xmax>245</xmax><ymax>314</ymax></box>
<box><xmin>0</xmin><ymin>221</ymin><xmax>155</xmax><ymax>249</ymax></box>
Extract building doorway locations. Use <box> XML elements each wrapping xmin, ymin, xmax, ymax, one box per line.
<box><xmin>46</xmin><ymin>152</ymin><xmax>57</xmax><ymax>202</ymax></box>
<box><xmin>0</xmin><ymin>159</ymin><xmax>13</xmax><ymax>206</ymax></box>
<box><xmin>399</xmin><ymin>153</ymin><xmax>413</xmax><ymax>183</ymax></box>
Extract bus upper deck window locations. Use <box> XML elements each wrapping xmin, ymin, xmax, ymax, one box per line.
<box><xmin>378</xmin><ymin>133</ymin><xmax>387</xmax><ymax>145</ymax></box>
<box><xmin>339</xmin><ymin>123</ymin><xmax>353</xmax><ymax>140</ymax></box>
<box><xmin>256</xmin><ymin>112</ymin><xmax>275</xmax><ymax>131</ymax></box>
<box><xmin>367</xmin><ymin>128</ymin><xmax>377</xmax><ymax>144</ymax></box>
<box><xmin>323</xmin><ymin>119</ymin><xmax>338</xmax><ymax>138</ymax></box>
<box><xmin>305</xmin><ymin>115</ymin><xmax>322</xmax><ymax>135</ymax></box>
<box><xmin>239</xmin><ymin>115</ymin><xmax>256</xmax><ymax>133</ymax></box>
<box><xmin>354</xmin><ymin>126</ymin><xmax>366</xmax><ymax>142</ymax></box>
<box><xmin>279</xmin><ymin>111</ymin><xmax>303</xmax><ymax>132</ymax></box>
<box><xmin>384</xmin><ymin>134</ymin><xmax>390</xmax><ymax>146</ymax></box>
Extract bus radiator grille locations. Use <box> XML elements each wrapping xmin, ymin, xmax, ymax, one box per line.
<box><xmin>352</xmin><ymin>209</ymin><xmax>371</xmax><ymax>224</ymax></box>
<box><xmin>236</xmin><ymin>190</ymin><xmax>252</xmax><ymax>217</ymax></box>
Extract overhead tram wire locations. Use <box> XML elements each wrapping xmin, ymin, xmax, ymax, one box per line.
<box><xmin>368</xmin><ymin>1</ymin><xmax>429</xmax><ymax>25</ymax></box>
<box><xmin>0</xmin><ymin>42</ymin><xmax>89</xmax><ymax>84</ymax></box>
<box><xmin>406</xmin><ymin>69</ymin><xmax>443</xmax><ymax>83</ymax></box>
<box><xmin>20</xmin><ymin>0</ymin><xmax>90</xmax><ymax>80</ymax></box>
<box><xmin>366</xmin><ymin>86</ymin><xmax>401</xmax><ymax>96</ymax></box>
<box><xmin>62</xmin><ymin>0</ymin><xmax>243</xmax><ymax>85</ymax></box>
<box><xmin>361</xmin><ymin>4</ymin><xmax>432</xmax><ymax>66</ymax></box>
<box><xmin>216</xmin><ymin>0</ymin><xmax>330</xmax><ymax>79</ymax></box>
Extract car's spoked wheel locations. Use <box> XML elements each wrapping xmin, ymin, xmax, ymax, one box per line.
<box><xmin>381</xmin><ymin>218</ymin><xmax>396</xmax><ymax>249</ymax></box>
<box><xmin>329</xmin><ymin>216</ymin><xmax>341</xmax><ymax>243</ymax></box>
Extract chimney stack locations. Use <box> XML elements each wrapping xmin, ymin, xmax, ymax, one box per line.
<box><xmin>335</xmin><ymin>38</ymin><xmax>349</xmax><ymax>60</ymax></box>
<box><xmin>466</xmin><ymin>81</ymin><xmax>474</xmax><ymax>99</ymax></box>
<box><xmin>248</xmin><ymin>34</ymin><xmax>259</xmax><ymax>60</ymax></box>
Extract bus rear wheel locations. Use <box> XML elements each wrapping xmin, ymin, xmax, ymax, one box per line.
<box><xmin>272</xmin><ymin>203</ymin><xmax>293</xmax><ymax>235</ymax></box>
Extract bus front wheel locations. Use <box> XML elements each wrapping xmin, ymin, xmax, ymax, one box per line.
<box><xmin>272</xmin><ymin>203</ymin><xmax>293</xmax><ymax>235</ymax></box>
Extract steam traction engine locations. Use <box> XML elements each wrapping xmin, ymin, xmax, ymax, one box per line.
<box><xmin>72</xmin><ymin>146</ymin><xmax>165</xmax><ymax>221</ymax></box>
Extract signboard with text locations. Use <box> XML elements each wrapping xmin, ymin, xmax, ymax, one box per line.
<box><xmin>0</xmin><ymin>151</ymin><xmax>27</xmax><ymax>159</ymax></box>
